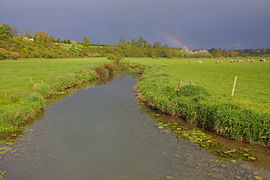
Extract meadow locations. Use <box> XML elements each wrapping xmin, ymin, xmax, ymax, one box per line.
<box><xmin>0</xmin><ymin>58</ymin><xmax>110</xmax><ymax>132</ymax></box>
<box><xmin>1</xmin><ymin>57</ymin><xmax>270</xmax><ymax>147</ymax></box>
<box><xmin>0</xmin><ymin>58</ymin><xmax>108</xmax><ymax>97</ymax></box>
<box><xmin>126</xmin><ymin>57</ymin><xmax>270</xmax><ymax>146</ymax></box>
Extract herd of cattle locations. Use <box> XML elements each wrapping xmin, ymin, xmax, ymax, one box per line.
<box><xmin>229</xmin><ymin>59</ymin><xmax>267</xmax><ymax>63</ymax></box>
<box><xmin>195</xmin><ymin>59</ymin><xmax>267</xmax><ymax>64</ymax></box>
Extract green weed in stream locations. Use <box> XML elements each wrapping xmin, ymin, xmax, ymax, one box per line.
<box><xmin>156</xmin><ymin>120</ymin><xmax>256</xmax><ymax>161</ymax></box>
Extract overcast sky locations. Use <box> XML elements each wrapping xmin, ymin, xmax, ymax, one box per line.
<box><xmin>1</xmin><ymin>0</ymin><xmax>270</xmax><ymax>49</ymax></box>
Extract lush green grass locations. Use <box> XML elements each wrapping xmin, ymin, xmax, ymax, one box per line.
<box><xmin>0</xmin><ymin>58</ymin><xmax>109</xmax><ymax>132</ymax></box>
<box><xmin>0</xmin><ymin>58</ymin><xmax>108</xmax><ymax>97</ymax></box>
<box><xmin>57</xmin><ymin>43</ymin><xmax>83</xmax><ymax>50</ymax></box>
<box><xmin>125</xmin><ymin>57</ymin><xmax>270</xmax><ymax>146</ymax></box>
<box><xmin>126</xmin><ymin>57</ymin><xmax>270</xmax><ymax>113</ymax></box>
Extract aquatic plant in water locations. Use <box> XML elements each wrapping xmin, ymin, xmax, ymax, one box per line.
<box><xmin>155</xmin><ymin>119</ymin><xmax>256</xmax><ymax>162</ymax></box>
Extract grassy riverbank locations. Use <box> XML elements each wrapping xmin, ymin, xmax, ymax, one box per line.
<box><xmin>0</xmin><ymin>58</ymin><xmax>111</xmax><ymax>132</ymax></box>
<box><xmin>125</xmin><ymin>57</ymin><xmax>270</xmax><ymax>147</ymax></box>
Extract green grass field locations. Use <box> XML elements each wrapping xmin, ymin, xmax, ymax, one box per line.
<box><xmin>0</xmin><ymin>58</ymin><xmax>108</xmax><ymax>99</ymax></box>
<box><xmin>0</xmin><ymin>58</ymin><xmax>109</xmax><ymax>132</ymax></box>
<box><xmin>125</xmin><ymin>57</ymin><xmax>270</xmax><ymax>146</ymax></box>
<box><xmin>126</xmin><ymin>57</ymin><xmax>270</xmax><ymax>113</ymax></box>
<box><xmin>1</xmin><ymin>57</ymin><xmax>269</xmax><ymax>145</ymax></box>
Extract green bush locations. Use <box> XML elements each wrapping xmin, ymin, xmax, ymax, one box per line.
<box><xmin>94</xmin><ymin>66</ymin><xmax>109</xmax><ymax>81</ymax></box>
<box><xmin>0</xmin><ymin>48</ymin><xmax>19</xmax><ymax>60</ymax></box>
<box><xmin>106</xmin><ymin>54</ymin><xmax>116</xmax><ymax>60</ymax></box>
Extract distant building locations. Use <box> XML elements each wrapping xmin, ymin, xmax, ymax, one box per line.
<box><xmin>23</xmin><ymin>36</ymin><xmax>33</xmax><ymax>41</ymax></box>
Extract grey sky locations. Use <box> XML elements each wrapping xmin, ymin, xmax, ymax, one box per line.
<box><xmin>1</xmin><ymin>0</ymin><xmax>270</xmax><ymax>49</ymax></box>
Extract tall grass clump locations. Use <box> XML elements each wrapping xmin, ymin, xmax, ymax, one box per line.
<box><xmin>93</xmin><ymin>66</ymin><xmax>109</xmax><ymax>81</ymax></box>
<box><xmin>0</xmin><ymin>93</ymin><xmax>45</xmax><ymax>132</ymax></box>
<box><xmin>136</xmin><ymin>68</ymin><xmax>270</xmax><ymax>147</ymax></box>
<box><xmin>104</xmin><ymin>63</ymin><xmax>117</xmax><ymax>77</ymax></box>
<box><xmin>93</xmin><ymin>62</ymin><xmax>118</xmax><ymax>81</ymax></box>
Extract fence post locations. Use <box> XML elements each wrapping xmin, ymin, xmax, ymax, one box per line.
<box><xmin>231</xmin><ymin>76</ymin><xmax>238</xmax><ymax>96</ymax></box>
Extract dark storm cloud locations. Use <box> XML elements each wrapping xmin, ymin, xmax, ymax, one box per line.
<box><xmin>1</xmin><ymin>0</ymin><xmax>270</xmax><ymax>49</ymax></box>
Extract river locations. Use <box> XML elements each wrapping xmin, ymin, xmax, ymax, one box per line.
<box><xmin>0</xmin><ymin>74</ymin><xmax>269</xmax><ymax>180</ymax></box>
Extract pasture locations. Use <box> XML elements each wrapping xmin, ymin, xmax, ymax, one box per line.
<box><xmin>0</xmin><ymin>58</ymin><xmax>108</xmax><ymax>100</ymax></box>
<box><xmin>126</xmin><ymin>57</ymin><xmax>270</xmax><ymax>146</ymax></box>
<box><xmin>126</xmin><ymin>57</ymin><xmax>270</xmax><ymax>113</ymax></box>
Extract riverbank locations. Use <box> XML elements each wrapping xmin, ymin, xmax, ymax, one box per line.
<box><xmin>124</xmin><ymin>58</ymin><xmax>270</xmax><ymax>148</ymax></box>
<box><xmin>0</xmin><ymin>58</ymin><xmax>116</xmax><ymax>133</ymax></box>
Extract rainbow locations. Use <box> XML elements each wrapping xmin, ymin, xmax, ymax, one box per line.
<box><xmin>165</xmin><ymin>34</ymin><xmax>187</xmax><ymax>48</ymax></box>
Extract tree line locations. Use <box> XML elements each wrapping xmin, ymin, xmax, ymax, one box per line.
<box><xmin>209</xmin><ymin>48</ymin><xmax>270</xmax><ymax>57</ymax></box>
<box><xmin>0</xmin><ymin>24</ymin><xmax>269</xmax><ymax>60</ymax></box>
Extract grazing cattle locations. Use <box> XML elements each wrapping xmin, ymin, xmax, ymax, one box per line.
<box><xmin>238</xmin><ymin>60</ymin><xmax>243</xmax><ymax>63</ymax></box>
<box><xmin>197</xmin><ymin>60</ymin><xmax>203</xmax><ymax>64</ymax></box>
<box><xmin>250</xmin><ymin>59</ymin><xmax>255</xmax><ymax>62</ymax></box>
<box><xmin>230</xmin><ymin>59</ymin><xmax>235</xmax><ymax>63</ymax></box>
<box><xmin>259</xmin><ymin>59</ymin><xmax>266</xmax><ymax>62</ymax></box>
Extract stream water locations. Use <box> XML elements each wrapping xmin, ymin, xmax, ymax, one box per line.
<box><xmin>0</xmin><ymin>74</ymin><xmax>269</xmax><ymax>180</ymax></box>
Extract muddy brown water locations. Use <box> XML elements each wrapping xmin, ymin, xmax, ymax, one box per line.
<box><xmin>0</xmin><ymin>74</ymin><xmax>270</xmax><ymax>180</ymax></box>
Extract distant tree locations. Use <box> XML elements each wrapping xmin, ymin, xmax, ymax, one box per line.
<box><xmin>0</xmin><ymin>24</ymin><xmax>14</xmax><ymax>38</ymax></box>
<box><xmin>117</xmin><ymin>38</ymin><xmax>127</xmax><ymax>48</ymax></box>
<box><xmin>33</xmin><ymin>31</ymin><xmax>55</xmax><ymax>44</ymax></box>
<box><xmin>153</xmin><ymin>41</ymin><xmax>161</xmax><ymax>48</ymax></box>
<box><xmin>231</xmin><ymin>51</ymin><xmax>240</xmax><ymax>57</ymax></box>
<box><xmin>210</xmin><ymin>48</ymin><xmax>223</xmax><ymax>57</ymax></box>
<box><xmin>128</xmin><ymin>37</ymin><xmax>148</xmax><ymax>47</ymax></box>
<box><xmin>223</xmin><ymin>50</ymin><xmax>239</xmax><ymax>57</ymax></box>
<box><xmin>83</xmin><ymin>36</ymin><xmax>90</xmax><ymax>47</ymax></box>
<box><xmin>130</xmin><ymin>39</ymin><xmax>137</xmax><ymax>46</ymax></box>
<box><xmin>135</xmin><ymin>37</ymin><xmax>148</xmax><ymax>47</ymax></box>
